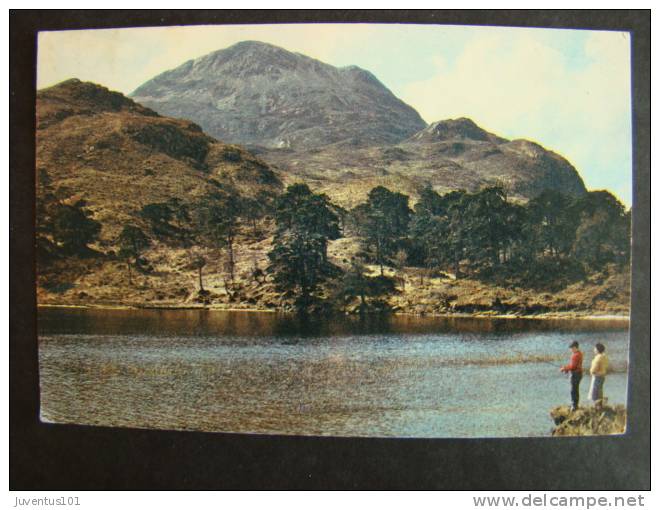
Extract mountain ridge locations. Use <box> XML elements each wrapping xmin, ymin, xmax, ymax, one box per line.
<box><xmin>256</xmin><ymin>117</ymin><xmax>587</xmax><ymax>207</ymax></box>
<box><xmin>130</xmin><ymin>41</ymin><xmax>587</xmax><ymax>204</ymax></box>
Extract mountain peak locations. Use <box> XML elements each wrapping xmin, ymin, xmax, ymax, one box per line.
<box><xmin>222</xmin><ymin>40</ymin><xmax>293</xmax><ymax>53</ymax></box>
<box><xmin>130</xmin><ymin>41</ymin><xmax>426</xmax><ymax>149</ymax></box>
<box><xmin>229</xmin><ymin>40</ymin><xmax>282</xmax><ymax>50</ymax></box>
<box><xmin>206</xmin><ymin>40</ymin><xmax>300</xmax><ymax>63</ymax></box>
<box><xmin>409</xmin><ymin>117</ymin><xmax>507</xmax><ymax>144</ymax></box>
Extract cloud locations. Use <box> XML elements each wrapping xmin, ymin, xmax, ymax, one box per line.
<box><xmin>400</xmin><ymin>27</ymin><xmax>632</xmax><ymax>204</ymax></box>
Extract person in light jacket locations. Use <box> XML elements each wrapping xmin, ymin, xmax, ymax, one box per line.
<box><xmin>589</xmin><ymin>342</ymin><xmax>609</xmax><ymax>405</ymax></box>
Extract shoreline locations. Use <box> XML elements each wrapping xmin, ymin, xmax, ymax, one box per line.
<box><xmin>37</xmin><ymin>303</ymin><xmax>630</xmax><ymax>322</ymax></box>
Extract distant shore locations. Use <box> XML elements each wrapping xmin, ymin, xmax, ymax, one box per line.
<box><xmin>36</xmin><ymin>303</ymin><xmax>630</xmax><ymax>322</ymax></box>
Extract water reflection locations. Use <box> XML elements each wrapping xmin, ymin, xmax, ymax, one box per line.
<box><xmin>38</xmin><ymin>307</ymin><xmax>629</xmax><ymax>338</ymax></box>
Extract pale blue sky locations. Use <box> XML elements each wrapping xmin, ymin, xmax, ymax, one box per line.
<box><xmin>38</xmin><ymin>24</ymin><xmax>632</xmax><ymax>206</ymax></box>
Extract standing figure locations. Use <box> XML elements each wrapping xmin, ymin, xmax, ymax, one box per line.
<box><xmin>589</xmin><ymin>343</ymin><xmax>609</xmax><ymax>405</ymax></box>
<box><xmin>560</xmin><ymin>341</ymin><xmax>583</xmax><ymax>411</ymax></box>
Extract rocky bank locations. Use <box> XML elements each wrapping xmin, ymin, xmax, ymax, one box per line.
<box><xmin>550</xmin><ymin>404</ymin><xmax>627</xmax><ymax>436</ymax></box>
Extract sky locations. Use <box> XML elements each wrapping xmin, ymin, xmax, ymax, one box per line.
<box><xmin>37</xmin><ymin>24</ymin><xmax>632</xmax><ymax>206</ymax></box>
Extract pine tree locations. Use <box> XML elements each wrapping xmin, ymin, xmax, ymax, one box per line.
<box><xmin>194</xmin><ymin>191</ymin><xmax>242</xmax><ymax>286</ymax></box>
<box><xmin>339</xmin><ymin>258</ymin><xmax>396</xmax><ymax>313</ymax></box>
<box><xmin>268</xmin><ymin>184</ymin><xmax>341</xmax><ymax>312</ymax></box>
<box><xmin>117</xmin><ymin>225</ymin><xmax>150</xmax><ymax>284</ymax></box>
<box><xmin>190</xmin><ymin>253</ymin><xmax>207</xmax><ymax>292</ymax></box>
<box><xmin>51</xmin><ymin>200</ymin><xmax>101</xmax><ymax>255</ymax></box>
<box><xmin>353</xmin><ymin>186</ymin><xmax>411</xmax><ymax>275</ymax></box>
<box><xmin>571</xmin><ymin>191</ymin><xmax>631</xmax><ymax>267</ymax></box>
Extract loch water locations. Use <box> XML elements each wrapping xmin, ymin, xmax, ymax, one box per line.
<box><xmin>38</xmin><ymin>308</ymin><xmax>630</xmax><ymax>437</ymax></box>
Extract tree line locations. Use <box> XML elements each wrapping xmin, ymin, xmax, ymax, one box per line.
<box><xmin>37</xmin><ymin>166</ymin><xmax>631</xmax><ymax>313</ymax></box>
<box><xmin>352</xmin><ymin>184</ymin><xmax>630</xmax><ymax>289</ymax></box>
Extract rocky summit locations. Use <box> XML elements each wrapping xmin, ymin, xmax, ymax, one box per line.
<box><xmin>130</xmin><ymin>41</ymin><xmax>427</xmax><ymax>149</ymax></box>
<box><xmin>408</xmin><ymin>117</ymin><xmax>507</xmax><ymax>144</ymax></box>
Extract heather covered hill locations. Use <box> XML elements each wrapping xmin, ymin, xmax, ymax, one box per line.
<box><xmin>130</xmin><ymin>41</ymin><xmax>427</xmax><ymax>149</ymax></box>
<box><xmin>35</xmin><ymin>80</ymin><xmax>627</xmax><ymax>317</ymax></box>
<box><xmin>37</xmin><ymin>79</ymin><xmax>282</xmax><ymax>241</ymax></box>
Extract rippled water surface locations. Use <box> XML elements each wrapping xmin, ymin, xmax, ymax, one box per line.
<box><xmin>38</xmin><ymin>308</ymin><xmax>630</xmax><ymax>437</ymax></box>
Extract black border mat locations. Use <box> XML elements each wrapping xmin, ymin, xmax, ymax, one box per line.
<box><xmin>10</xmin><ymin>9</ymin><xmax>650</xmax><ymax>490</ymax></box>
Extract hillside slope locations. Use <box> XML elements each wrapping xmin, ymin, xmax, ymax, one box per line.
<box><xmin>259</xmin><ymin>117</ymin><xmax>587</xmax><ymax>207</ymax></box>
<box><xmin>37</xmin><ymin>78</ymin><xmax>282</xmax><ymax>242</ymax></box>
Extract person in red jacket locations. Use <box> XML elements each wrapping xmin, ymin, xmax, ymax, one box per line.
<box><xmin>560</xmin><ymin>341</ymin><xmax>584</xmax><ymax>411</ymax></box>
